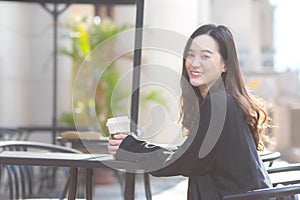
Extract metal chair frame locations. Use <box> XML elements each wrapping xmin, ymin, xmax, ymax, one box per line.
<box><xmin>0</xmin><ymin>140</ymin><xmax>82</xmax><ymax>199</ymax></box>
<box><xmin>223</xmin><ymin>183</ymin><xmax>300</xmax><ymax>200</ymax></box>
<box><xmin>261</xmin><ymin>151</ymin><xmax>282</xmax><ymax>167</ymax></box>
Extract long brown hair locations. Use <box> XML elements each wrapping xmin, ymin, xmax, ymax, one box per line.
<box><xmin>180</xmin><ymin>24</ymin><xmax>268</xmax><ymax>150</ymax></box>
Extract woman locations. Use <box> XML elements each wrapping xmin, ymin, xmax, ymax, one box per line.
<box><xmin>108</xmin><ymin>24</ymin><xmax>272</xmax><ymax>199</ymax></box>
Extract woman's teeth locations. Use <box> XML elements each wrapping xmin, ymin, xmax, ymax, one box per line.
<box><xmin>191</xmin><ymin>71</ymin><xmax>201</xmax><ymax>75</ymax></box>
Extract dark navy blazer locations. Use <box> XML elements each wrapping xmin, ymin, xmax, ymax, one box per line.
<box><xmin>116</xmin><ymin>91</ymin><xmax>272</xmax><ymax>200</ymax></box>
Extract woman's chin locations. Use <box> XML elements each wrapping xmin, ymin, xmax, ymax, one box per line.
<box><xmin>190</xmin><ymin>80</ymin><xmax>204</xmax><ymax>88</ymax></box>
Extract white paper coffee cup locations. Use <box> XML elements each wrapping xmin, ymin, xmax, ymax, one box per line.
<box><xmin>106</xmin><ymin>116</ymin><xmax>130</xmax><ymax>138</ymax></box>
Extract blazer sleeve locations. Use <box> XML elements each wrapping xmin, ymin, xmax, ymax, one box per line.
<box><xmin>115</xmin><ymin>93</ymin><xmax>225</xmax><ymax>177</ymax></box>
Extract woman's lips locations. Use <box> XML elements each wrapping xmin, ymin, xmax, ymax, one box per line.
<box><xmin>190</xmin><ymin>71</ymin><xmax>203</xmax><ymax>78</ymax></box>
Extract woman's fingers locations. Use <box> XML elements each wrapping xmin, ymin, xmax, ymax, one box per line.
<box><xmin>113</xmin><ymin>134</ymin><xmax>128</xmax><ymax>140</ymax></box>
<box><xmin>108</xmin><ymin>145</ymin><xmax>119</xmax><ymax>155</ymax></box>
<box><xmin>108</xmin><ymin>138</ymin><xmax>123</xmax><ymax>146</ymax></box>
<box><xmin>108</xmin><ymin>134</ymin><xmax>128</xmax><ymax>155</ymax></box>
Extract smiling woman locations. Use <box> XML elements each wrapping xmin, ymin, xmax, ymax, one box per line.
<box><xmin>108</xmin><ymin>24</ymin><xmax>273</xmax><ymax>200</ymax></box>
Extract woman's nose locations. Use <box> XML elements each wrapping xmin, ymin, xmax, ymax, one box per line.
<box><xmin>192</xmin><ymin>56</ymin><xmax>201</xmax><ymax>67</ymax></box>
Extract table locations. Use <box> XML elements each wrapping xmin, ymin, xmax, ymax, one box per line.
<box><xmin>0</xmin><ymin>151</ymin><xmax>140</xmax><ymax>200</ymax></box>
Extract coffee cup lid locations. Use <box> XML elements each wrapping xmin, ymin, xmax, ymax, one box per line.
<box><xmin>106</xmin><ymin>116</ymin><xmax>130</xmax><ymax>126</ymax></box>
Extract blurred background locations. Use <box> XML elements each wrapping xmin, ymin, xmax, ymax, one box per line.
<box><xmin>0</xmin><ymin>0</ymin><xmax>300</xmax><ymax>162</ymax></box>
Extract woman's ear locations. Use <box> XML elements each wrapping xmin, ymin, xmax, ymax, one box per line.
<box><xmin>222</xmin><ymin>65</ymin><xmax>227</xmax><ymax>73</ymax></box>
<box><xmin>223</xmin><ymin>60</ymin><xmax>228</xmax><ymax>72</ymax></box>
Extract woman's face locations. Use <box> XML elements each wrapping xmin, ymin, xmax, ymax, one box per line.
<box><xmin>185</xmin><ymin>34</ymin><xmax>225</xmax><ymax>93</ymax></box>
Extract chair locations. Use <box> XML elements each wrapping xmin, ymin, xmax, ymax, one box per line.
<box><xmin>223</xmin><ymin>183</ymin><xmax>300</xmax><ymax>200</ymax></box>
<box><xmin>268</xmin><ymin>163</ymin><xmax>300</xmax><ymax>186</ymax></box>
<box><xmin>0</xmin><ymin>140</ymin><xmax>83</xmax><ymax>199</ymax></box>
<box><xmin>260</xmin><ymin>151</ymin><xmax>282</xmax><ymax>167</ymax></box>
<box><xmin>224</xmin><ymin>160</ymin><xmax>300</xmax><ymax>200</ymax></box>
<box><xmin>0</xmin><ymin>127</ymin><xmax>24</xmax><ymax>141</ymax></box>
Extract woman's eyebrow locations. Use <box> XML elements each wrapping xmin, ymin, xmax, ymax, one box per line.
<box><xmin>188</xmin><ymin>47</ymin><xmax>214</xmax><ymax>55</ymax></box>
<box><xmin>200</xmin><ymin>49</ymin><xmax>213</xmax><ymax>54</ymax></box>
<box><xmin>189</xmin><ymin>48</ymin><xmax>213</xmax><ymax>54</ymax></box>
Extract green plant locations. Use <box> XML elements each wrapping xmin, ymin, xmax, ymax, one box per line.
<box><xmin>59</xmin><ymin>15</ymin><xmax>169</xmax><ymax>136</ymax></box>
<box><xmin>60</xmin><ymin>16</ymin><xmax>130</xmax><ymax>86</ymax></box>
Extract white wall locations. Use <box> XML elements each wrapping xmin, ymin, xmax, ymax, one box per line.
<box><xmin>211</xmin><ymin>0</ymin><xmax>274</xmax><ymax>71</ymax></box>
<box><xmin>0</xmin><ymin>2</ymin><xmax>71</xmax><ymax>126</ymax></box>
<box><xmin>0</xmin><ymin>3</ymin><xmax>3</xmax><ymax>123</ymax></box>
<box><xmin>28</xmin><ymin>4</ymin><xmax>72</xmax><ymax>125</ymax></box>
<box><xmin>211</xmin><ymin>0</ymin><xmax>254</xmax><ymax>69</ymax></box>
<box><xmin>0</xmin><ymin>2</ymin><xmax>32</xmax><ymax>125</ymax></box>
<box><xmin>114</xmin><ymin>0</ymin><xmax>211</xmax><ymax>39</ymax></box>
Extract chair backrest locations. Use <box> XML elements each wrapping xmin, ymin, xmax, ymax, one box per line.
<box><xmin>0</xmin><ymin>127</ymin><xmax>23</xmax><ymax>141</ymax></box>
<box><xmin>261</xmin><ymin>151</ymin><xmax>281</xmax><ymax>167</ymax></box>
<box><xmin>58</xmin><ymin>131</ymin><xmax>108</xmax><ymax>154</ymax></box>
<box><xmin>223</xmin><ymin>183</ymin><xmax>300</xmax><ymax>200</ymax></box>
<box><xmin>0</xmin><ymin>140</ymin><xmax>82</xmax><ymax>153</ymax></box>
<box><xmin>0</xmin><ymin>140</ymin><xmax>82</xmax><ymax>199</ymax></box>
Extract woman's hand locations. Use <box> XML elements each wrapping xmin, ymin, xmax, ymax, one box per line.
<box><xmin>108</xmin><ymin>134</ymin><xmax>128</xmax><ymax>155</ymax></box>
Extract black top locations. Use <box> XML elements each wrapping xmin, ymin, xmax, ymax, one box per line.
<box><xmin>116</xmin><ymin>91</ymin><xmax>272</xmax><ymax>200</ymax></box>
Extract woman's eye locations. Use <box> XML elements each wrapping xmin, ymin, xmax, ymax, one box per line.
<box><xmin>187</xmin><ymin>53</ymin><xmax>194</xmax><ymax>58</ymax></box>
<box><xmin>186</xmin><ymin>54</ymin><xmax>194</xmax><ymax>61</ymax></box>
<box><xmin>202</xmin><ymin>55</ymin><xmax>210</xmax><ymax>59</ymax></box>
